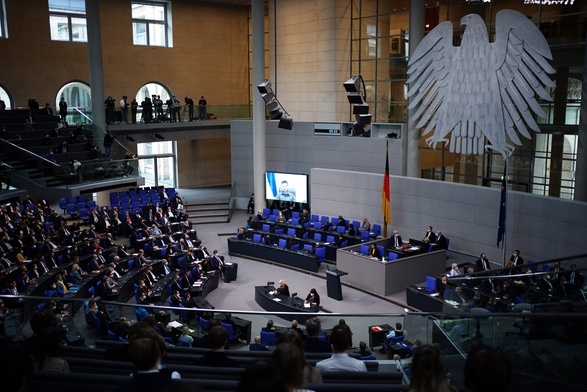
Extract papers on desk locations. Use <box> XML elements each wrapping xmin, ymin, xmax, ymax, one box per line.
<box><xmin>273</xmin><ymin>298</ymin><xmax>282</xmax><ymax>302</ymax></box>
<box><xmin>167</xmin><ymin>321</ymin><xmax>183</xmax><ymax>329</ymax></box>
<box><xmin>224</xmin><ymin>262</ymin><xmax>233</xmax><ymax>266</ymax></box>
<box><xmin>69</xmin><ymin>286</ymin><xmax>79</xmax><ymax>292</ymax></box>
<box><xmin>371</xmin><ymin>326</ymin><xmax>383</xmax><ymax>332</ymax></box>
<box><xmin>409</xmin><ymin>246</ymin><xmax>419</xmax><ymax>251</ymax></box>
<box><xmin>323</xmin><ymin>242</ymin><xmax>330</xmax><ymax>245</ymax></box>
<box><xmin>429</xmin><ymin>293</ymin><xmax>440</xmax><ymax>297</ymax></box>
<box><xmin>269</xmin><ymin>291</ymin><xmax>275</xmax><ymax>295</ymax></box>
<box><xmin>192</xmin><ymin>281</ymin><xmax>203</xmax><ymax>287</ymax></box>
<box><xmin>445</xmin><ymin>300</ymin><xmax>459</xmax><ymax>306</ymax></box>
<box><xmin>304</xmin><ymin>303</ymin><xmax>311</xmax><ymax>308</ymax></box>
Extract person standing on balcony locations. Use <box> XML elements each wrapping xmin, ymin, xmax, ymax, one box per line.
<box><xmin>103</xmin><ymin>131</ymin><xmax>115</xmax><ymax>159</ymax></box>
<box><xmin>198</xmin><ymin>96</ymin><xmax>207</xmax><ymax>120</ymax></box>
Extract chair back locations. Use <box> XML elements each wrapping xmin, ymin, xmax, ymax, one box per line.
<box><xmin>314</xmin><ymin>233</ymin><xmax>322</xmax><ymax>242</ymax></box>
<box><xmin>260</xmin><ymin>331</ymin><xmax>277</xmax><ymax>346</ymax></box>
<box><xmin>359</xmin><ymin>244</ymin><xmax>369</xmax><ymax>255</ymax></box>
<box><xmin>372</xmin><ymin>224</ymin><xmax>381</xmax><ymax>236</ymax></box>
<box><xmin>288</xmin><ymin>228</ymin><xmax>296</xmax><ymax>236</ymax></box>
<box><xmin>326</xmin><ymin>235</ymin><xmax>335</xmax><ymax>243</ymax></box>
<box><xmin>108</xmin><ymin>330</ymin><xmax>117</xmax><ymax>341</ymax></box>
<box><xmin>253</xmin><ymin>234</ymin><xmax>261</xmax><ymax>243</ymax></box>
<box><xmin>262</xmin><ymin>224</ymin><xmax>270</xmax><ymax>232</ymax></box>
<box><xmin>199</xmin><ymin>317</ymin><xmax>208</xmax><ymax>334</ymax></box>
<box><xmin>336</xmin><ymin>225</ymin><xmax>346</xmax><ymax>234</ymax></box>
<box><xmin>387</xmin><ymin>252</ymin><xmax>398</xmax><ymax>261</ymax></box>
<box><xmin>425</xmin><ymin>276</ymin><xmax>437</xmax><ymax>293</ymax></box>
<box><xmin>278</xmin><ymin>239</ymin><xmax>287</xmax><ymax>248</ymax></box>
<box><xmin>177</xmin><ymin>338</ymin><xmax>191</xmax><ymax>347</ymax></box>
<box><xmin>315</xmin><ymin>247</ymin><xmax>326</xmax><ymax>262</ymax></box>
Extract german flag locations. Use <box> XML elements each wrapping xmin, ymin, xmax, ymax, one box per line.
<box><xmin>382</xmin><ymin>140</ymin><xmax>391</xmax><ymax>225</ymax></box>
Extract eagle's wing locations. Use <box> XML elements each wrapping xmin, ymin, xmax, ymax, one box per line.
<box><xmin>407</xmin><ymin>21</ymin><xmax>455</xmax><ymax>142</ymax></box>
<box><xmin>491</xmin><ymin>10</ymin><xmax>555</xmax><ymax>155</ymax></box>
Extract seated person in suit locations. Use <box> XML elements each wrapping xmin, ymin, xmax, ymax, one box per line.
<box><xmin>355</xmin><ymin>341</ymin><xmax>372</xmax><ymax>357</ymax></box>
<box><xmin>249</xmin><ymin>335</ymin><xmax>270</xmax><ymax>351</ymax></box>
<box><xmin>289</xmin><ymin>320</ymin><xmax>304</xmax><ymax>338</ymax></box>
<box><xmin>304</xmin><ymin>317</ymin><xmax>331</xmax><ymax>353</ymax></box>
<box><xmin>475</xmin><ymin>253</ymin><xmax>491</xmax><ymax>272</ymax></box>
<box><xmin>435</xmin><ymin>230</ymin><xmax>448</xmax><ymax>250</ymax></box>
<box><xmin>386</xmin><ymin>322</ymin><xmax>405</xmax><ymax>340</ymax></box>
<box><xmin>347</xmin><ymin>223</ymin><xmax>357</xmax><ymax>236</ymax></box>
<box><xmin>274</xmin><ymin>279</ymin><xmax>290</xmax><ymax>297</ymax></box>
<box><xmin>509</xmin><ymin>249</ymin><xmax>524</xmax><ymax>267</ymax></box>
<box><xmin>436</xmin><ymin>275</ymin><xmax>449</xmax><ymax>297</ymax></box>
<box><xmin>236</xmin><ymin>227</ymin><xmax>246</xmax><ymax>240</ymax></box>
<box><xmin>390</xmin><ymin>230</ymin><xmax>403</xmax><ymax>249</ymax></box>
<box><xmin>368</xmin><ymin>243</ymin><xmax>381</xmax><ymax>260</ymax></box>
<box><xmin>359</xmin><ymin>218</ymin><xmax>370</xmax><ymax>233</ymax></box>
<box><xmin>262</xmin><ymin>319</ymin><xmax>276</xmax><ymax>333</ymax></box>
<box><xmin>193</xmin><ymin>326</ymin><xmax>239</xmax><ymax>368</ymax></box>
<box><xmin>451</xmin><ymin>286</ymin><xmax>469</xmax><ymax>305</ymax></box>
<box><xmin>305</xmin><ymin>288</ymin><xmax>320</xmax><ymax>307</ymax></box>
<box><xmin>423</xmin><ymin>226</ymin><xmax>436</xmax><ymax>243</ymax></box>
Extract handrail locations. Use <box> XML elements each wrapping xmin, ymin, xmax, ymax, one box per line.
<box><xmin>73</xmin><ymin>107</ymin><xmax>132</xmax><ymax>156</ymax></box>
<box><xmin>227</xmin><ymin>181</ymin><xmax>236</xmax><ymax>222</ymax></box>
<box><xmin>0</xmin><ymin>138</ymin><xmax>61</xmax><ymax>167</ymax></box>
<box><xmin>72</xmin><ymin>107</ymin><xmax>93</xmax><ymax>124</ymax></box>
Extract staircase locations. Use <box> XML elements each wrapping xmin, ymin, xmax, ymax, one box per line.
<box><xmin>184</xmin><ymin>200</ymin><xmax>232</xmax><ymax>224</ymax></box>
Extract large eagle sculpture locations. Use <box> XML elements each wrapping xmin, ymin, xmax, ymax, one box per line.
<box><xmin>407</xmin><ymin>10</ymin><xmax>555</xmax><ymax>157</ymax></box>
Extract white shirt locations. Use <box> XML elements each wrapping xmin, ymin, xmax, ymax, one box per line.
<box><xmin>316</xmin><ymin>353</ymin><xmax>367</xmax><ymax>372</ymax></box>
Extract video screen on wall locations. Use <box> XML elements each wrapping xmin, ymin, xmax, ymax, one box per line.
<box><xmin>265</xmin><ymin>172</ymin><xmax>308</xmax><ymax>204</ymax></box>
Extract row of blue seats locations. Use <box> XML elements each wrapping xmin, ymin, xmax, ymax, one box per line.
<box><xmin>58</xmin><ymin>196</ymin><xmax>97</xmax><ymax>215</ymax></box>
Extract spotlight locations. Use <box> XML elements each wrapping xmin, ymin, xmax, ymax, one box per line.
<box><xmin>257</xmin><ymin>80</ymin><xmax>272</xmax><ymax>94</ymax></box>
<box><xmin>343</xmin><ymin>76</ymin><xmax>361</xmax><ymax>93</ymax></box>
<box><xmin>125</xmin><ymin>135</ymin><xmax>135</xmax><ymax>142</ymax></box>
<box><xmin>261</xmin><ymin>91</ymin><xmax>275</xmax><ymax>104</ymax></box>
<box><xmin>353</xmin><ymin>104</ymin><xmax>370</xmax><ymax>115</ymax></box>
<box><xmin>278</xmin><ymin>116</ymin><xmax>294</xmax><ymax>130</ymax></box>
<box><xmin>346</xmin><ymin>93</ymin><xmax>364</xmax><ymax>105</ymax></box>
<box><xmin>155</xmin><ymin>133</ymin><xmax>164</xmax><ymax>140</ymax></box>
<box><xmin>355</xmin><ymin>113</ymin><xmax>372</xmax><ymax>126</ymax></box>
<box><xmin>266</xmin><ymin>101</ymin><xmax>279</xmax><ymax>112</ymax></box>
<box><xmin>269</xmin><ymin>108</ymin><xmax>283</xmax><ymax>120</ymax></box>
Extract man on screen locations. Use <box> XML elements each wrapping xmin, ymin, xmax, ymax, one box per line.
<box><xmin>278</xmin><ymin>180</ymin><xmax>295</xmax><ymax>202</ymax></box>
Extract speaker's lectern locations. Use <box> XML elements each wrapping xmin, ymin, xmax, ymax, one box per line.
<box><xmin>326</xmin><ymin>265</ymin><xmax>348</xmax><ymax>301</ymax></box>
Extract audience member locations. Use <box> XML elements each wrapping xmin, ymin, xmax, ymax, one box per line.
<box><xmin>277</xmin><ymin>330</ymin><xmax>322</xmax><ymax>385</ymax></box>
<box><xmin>408</xmin><ymin>344</ymin><xmax>457</xmax><ymax>392</ymax></box>
<box><xmin>249</xmin><ymin>335</ymin><xmax>270</xmax><ymax>351</ymax></box>
<box><xmin>304</xmin><ymin>317</ymin><xmax>331</xmax><ymax>353</ymax></box>
<box><xmin>464</xmin><ymin>345</ymin><xmax>512</xmax><ymax>392</ymax></box>
<box><xmin>236</xmin><ymin>361</ymin><xmax>287</xmax><ymax>392</ymax></box>
<box><xmin>193</xmin><ymin>325</ymin><xmax>239</xmax><ymax>368</ymax></box>
<box><xmin>316</xmin><ymin>324</ymin><xmax>366</xmax><ymax>372</ymax></box>
<box><xmin>271</xmin><ymin>343</ymin><xmax>314</xmax><ymax>392</ymax></box>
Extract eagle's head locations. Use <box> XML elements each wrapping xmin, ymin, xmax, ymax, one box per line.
<box><xmin>460</xmin><ymin>14</ymin><xmax>488</xmax><ymax>43</ymax></box>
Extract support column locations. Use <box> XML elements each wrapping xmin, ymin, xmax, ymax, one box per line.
<box><xmin>575</xmin><ymin>40</ymin><xmax>587</xmax><ymax>202</ymax></box>
<box><xmin>85</xmin><ymin>0</ymin><xmax>106</xmax><ymax>144</ymax></box>
<box><xmin>406</xmin><ymin>0</ymin><xmax>425</xmax><ymax>178</ymax></box>
<box><xmin>252</xmin><ymin>0</ymin><xmax>267</xmax><ymax>210</ymax></box>
<box><xmin>549</xmin><ymin>68</ymin><xmax>568</xmax><ymax>198</ymax></box>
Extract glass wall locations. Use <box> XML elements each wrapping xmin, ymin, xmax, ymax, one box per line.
<box><xmin>351</xmin><ymin>0</ymin><xmax>587</xmax><ymax>199</ymax></box>
<box><xmin>137</xmin><ymin>140</ymin><xmax>175</xmax><ymax>187</ymax></box>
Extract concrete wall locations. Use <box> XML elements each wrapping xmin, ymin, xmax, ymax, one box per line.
<box><xmin>230</xmin><ymin>119</ymin><xmax>404</xmax><ymax>205</ymax></box>
<box><xmin>311</xmin><ymin>168</ymin><xmax>587</xmax><ymax>266</ymax></box>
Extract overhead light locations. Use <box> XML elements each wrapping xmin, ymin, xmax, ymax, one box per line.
<box><xmin>269</xmin><ymin>108</ymin><xmax>283</xmax><ymax>120</ymax></box>
<box><xmin>343</xmin><ymin>76</ymin><xmax>361</xmax><ymax>93</ymax></box>
<box><xmin>346</xmin><ymin>93</ymin><xmax>364</xmax><ymax>105</ymax></box>
<box><xmin>261</xmin><ymin>91</ymin><xmax>275</xmax><ymax>104</ymax></box>
<box><xmin>257</xmin><ymin>80</ymin><xmax>272</xmax><ymax>94</ymax></box>
<box><xmin>355</xmin><ymin>113</ymin><xmax>372</xmax><ymax>126</ymax></box>
<box><xmin>257</xmin><ymin>79</ymin><xmax>294</xmax><ymax>130</ymax></box>
<box><xmin>278</xmin><ymin>117</ymin><xmax>294</xmax><ymax>130</ymax></box>
<box><xmin>353</xmin><ymin>104</ymin><xmax>370</xmax><ymax>115</ymax></box>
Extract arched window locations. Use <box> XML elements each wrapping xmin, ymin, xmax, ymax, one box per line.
<box><xmin>0</xmin><ymin>84</ymin><xmax>13</xmax><ymax>110</ymax></box>
<box><xmin>56</xmin><ymin>81</ymin><xmax>92</xmax><ymax>124</ymax></box>
<box><xmin>135</xmin><ymin>82</ymin><xmax>172</xmax><ymax>122</ymax></box>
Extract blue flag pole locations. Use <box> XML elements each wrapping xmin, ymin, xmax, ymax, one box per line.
<box><xmin>497</xmin><ymin>157</ymin><xmax>509</xmax><ymax>266</ymax></box>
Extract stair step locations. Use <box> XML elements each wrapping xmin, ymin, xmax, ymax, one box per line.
<box><xmin>187</xmin><ymin>211</ymin><xmax>229</xmax><ymax>219</ymax></box>
<box><xmin>189</xmin><ymin>216</ymin><xmax>230</xmax><ymax>225</ymax></box>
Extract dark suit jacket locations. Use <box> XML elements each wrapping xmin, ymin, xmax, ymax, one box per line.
<box><xmin>249</xmin><ymin>343</ymin><xmax>270</xmax><ymax>351</ymax></box>
<box><xmin>424</xmin><ymin>231</ymin><xmax>437</xmax><ymax>243</ymax></box>
<box><xmin>391</xmin><ymin>235</ymin><xmax>403</xmax><ymax>248</ymax></box>
<box><xmin>435</xmin><ymin>235</ymin><xmax>447</xmax><ymax>250</ymax></box>
<box><xmin>304</xmin><ymin>337</ymin><xmax>331</xmax><ymax>353</ymax></box>
<box><xmin>475</xmin><ymin>258</ymin><xmax>491</xmax><ymax>271</ymax></box>
<box><xmin>193</xmin><ymin>351</ymin><xmax>239</xmax><ymax>368</ymax></box>
<box><xmin>510</xmin><ymin>255</ymin><xmax>524</xmax><ymax>266</ymax></box>
<box><xmin>113</xmin><ymin>371</ymin><xmax>178</xmax><ymax>392</ymax></box>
